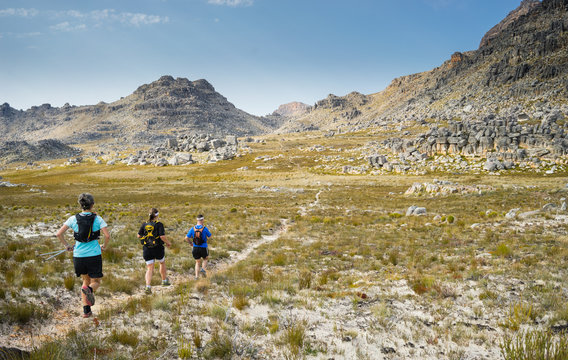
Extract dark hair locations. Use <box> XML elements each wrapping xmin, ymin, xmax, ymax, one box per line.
<box><xmin>149</xmin><ymin>208</ymin><xmax>159</xmax><ymax>222</ymax></box>
<box><xmin>78</xmin><ymin>193</ymin><xmax>94</xmax><ymax>210</ymax></box>
<box><xmin>196</xmin><ymin>214</ymin><xmax>204</xmax><ymax>221</ymax></box>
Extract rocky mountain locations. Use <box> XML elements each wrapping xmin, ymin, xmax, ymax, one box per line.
<box><xmin>0</xmin><ymin>76</ymin><xmax>275</xmax><ymax>145</ymax></box>
<box><xmin>278</xmin><ymin>0</ymin><xmax>568</xmax><ymax>133</ymax></box>
<box><xmin>272</xmin><ymin>102</ymin><xmax>311</xmax><ymax>117</ymax></box>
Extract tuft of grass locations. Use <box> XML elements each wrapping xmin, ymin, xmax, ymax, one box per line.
<box><xmin>206</xmin><ymin>328</ymin><xmax>233</xmax><ymax>359</ymax></box>
<box><xmin>500</xmin><ymin>330</ymin><xmax>568</xmax><ymax>360</ymax></box>
<box><xmin>298</xmin><ymin>270</ymin><xmax>312</xmax><ymax>290</ymax></box>
<box><xmin>109</xmin><ymin>329</ymin><xmax>140</xmax><ymax>347</ymax></box>
<box><xmin>2</xmin><ymin>302</ymin><xmax>51</xmax><ymax>324</ymax></box>
<box><xmin>233</xmin><ymin>294</ymin><xmax>249</xmax><ymax>310</ymax></box>
<box><xmin>105</xmin><ymin>274</ymin><xmax>137</xmax><ymax>294</ymax></box>
<box><xmin>251</xmin><ymin>266</ymin><xmax>264</xmax><ymax>283</ymax></box>
<box><xmin>273</xmin><ymin>253</ymin><xmax>287</xmax><ymax>266</ymax></box>
<box><xmin>193</xmin><ymin>323</ymin><xmax>202</xmax><ymax>349</ymax></box>
<box><xmin>22</xmin><ymin>267</ymin><xmax>42</xmax><ymax>290</ymax></box>
<box><xmin>64</xmin><ymin>275</ymin><xmax>76</xmax><ymax>291</ymax></box>
<box><xmin>501</xmin><ymin>302</ymin><xmax>535</xmax><ymax>331</ymax></box>
<box><xmin>152</xmin><ymin>295</ymin><xmax>172</xmax><ymax>311</ymax></box>
<box><xmin>281</xmin><ymin>321</ymin><xmax>307</xmax><ymax>358</ymax></box>
<box><xmin>209</xmin><ymin>305</ymin><xmax>227</xmax><ymax>321</ymax></box>
<box><xmin>178</xmin><ymin>335</ymin><xmax>193</xmax><ymax>359</ymax></box>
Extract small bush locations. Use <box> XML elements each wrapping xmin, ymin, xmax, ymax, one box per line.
<box><xmin>500</xmin><ymin>330</ymin><xmax>568</xmax><ymax>360</ymax></box>
<box><xmin>493</xmin><ymin>243</ymin><xmax>513</xmax><ymax>258</ymax></box>
<box><xmin>230</xmin><ymin>207</ymin><xmax>237</xmax><ymax>213</ymax></box>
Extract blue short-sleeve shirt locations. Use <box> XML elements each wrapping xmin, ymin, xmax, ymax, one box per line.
<box><xmin>186</xmin><ymin>225</ymin><xmax>211</xmax><ymax>248</ymax></box>
<box><xmin>64</xmin><ymin>212</ymin><xmax>108</xmax><ymax>258</ymax></box>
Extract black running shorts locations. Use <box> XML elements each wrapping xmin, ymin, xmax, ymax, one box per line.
<box><xmin>73</xmin><ymin>255</ymin><xmax>103</xmax><ymax>278</ymax></box>
<box><xmin>192</xmin><ymin>246</ymin><xmax>209</xmax><ymax>260</ymax></box>
<box><xmin>143</xmin><ymin>245</ymin><xmax>165</xmax><ymax>263</ymax></box>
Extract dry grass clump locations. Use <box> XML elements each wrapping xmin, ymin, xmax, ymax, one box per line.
<box><xmin>1</xmin><ymin>302</ymin><xmax>51</xmax><ymax>324</ymax></box>
<box><xmin>109</xmin><ymin>329</ymin><xmax>140</xmax><ymax>347</ymax></box>
<box><xmin>500</xmin><ymin>330</ymin><xmax>568</xmax><ymax>360</ymax></box>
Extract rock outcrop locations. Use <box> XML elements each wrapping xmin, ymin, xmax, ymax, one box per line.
<box><xmin>0</xmin><ymin>139</ymin><xmax>80</xmax><ymax>164</ymax></box>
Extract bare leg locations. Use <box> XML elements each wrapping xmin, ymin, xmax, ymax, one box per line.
<box><xmin>202</xmin><ymin>257</ymin><xmax>208</xmax><ymax>271</ymax></box>
<box><xmin>159</xmin><ymin>261</ymin><xmax>167</xmax><ymax>280</ymax></box>
<box><xmin>90</xmin><ymin>278</ymin><xmax>101</xmax><ymax>292</ymax></box>
<box><xmin>81</xmin><ymin>275</ymin><xmax>91</xmax><ymax>305</ymax></box>
<box><xmin>195</xmin><ymin>259</ymin><xmax>202</xmax><ymax>278</ymax></box>
<box><xmin>145</xmin><ymin>263</ymin><xmax>154</xmax><ymax>286</ymax></box>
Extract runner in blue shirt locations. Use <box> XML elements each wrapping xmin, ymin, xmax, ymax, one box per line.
<box><xmin>56</xmin><ymin>193</ymin><xmax>110</xmax><ymax>318</ymax></box>
<box><xmin>185</xmin><ymin>214</ymin><xmax>212</xmax><ymax>280</ymax></box>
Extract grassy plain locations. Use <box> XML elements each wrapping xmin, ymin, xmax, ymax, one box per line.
<box><xmin>0</xmin><ymin>131</ymin><xmax>567</xmax><ymax>359</ymax></box>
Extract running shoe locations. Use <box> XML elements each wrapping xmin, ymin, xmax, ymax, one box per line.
<box><xmin>162</xmin><ymin>279</ymin><xmax>171</xmax><ymax>286</ymax></box>
<box><xmin>145</xmin><ymin>287</ymin><xmax>152</xmax><ymax>294</ymax></box>
<box><xmin>200</xmin><ymin>268</ymin><xmax>207</xmax><ymax>278</ymax></box>
<box><xmin>82</xmin><ymin>311</ymin><xmax>92</xmax><ymax>318</ymax></box>
<box><xmin>81</xmin><ymin>286</ymin><xmax>95</xmax><ymax>306</ymax></box>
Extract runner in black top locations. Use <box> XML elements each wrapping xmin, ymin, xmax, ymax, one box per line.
<box><xmin>137</xmin><ymin>208</ymin><xmax>172</xmax><ymax>293</ymax></box>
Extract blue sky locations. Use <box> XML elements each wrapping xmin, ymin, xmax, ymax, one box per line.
<box><xmin>0</xmin><ymin>0</ymin><xmax>524</xmax><ymax>115</ymax></box>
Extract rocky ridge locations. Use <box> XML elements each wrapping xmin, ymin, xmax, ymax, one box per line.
<box><xmin>0</xmin><ymin>76</ymin><xmax>275</xmax><ymax>145</ymax></box>
<box><xmin>278</xmin><ymin>0</ymin><xmax>568</xmax><ymax>137</ymax></box>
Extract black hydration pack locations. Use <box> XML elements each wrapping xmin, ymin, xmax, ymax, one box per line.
<box><xmin>74</xmin><ymin>213</ymin><xmax>100</xmax><ymax>243</ymax></box>
<box><xmin>140</xmin><ymin>222</ymin><xmax>161</xmax><ymax>248</ymax></box>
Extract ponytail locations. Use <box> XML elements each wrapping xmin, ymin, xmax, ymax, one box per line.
<box><xmin>149</xmin><ymin>208</ymin><xmax>159</xmax><ymax>222</ymax></box>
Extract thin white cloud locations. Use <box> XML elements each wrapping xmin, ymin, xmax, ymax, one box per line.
<box><xmin>208</xmin><ymin>0</ymin><xmax>254</xmax><ymax>7</ymax></box>
<box><xmin>0</xmin><ymin>8</ymin><xmax>39</xmax><ymax>17</ymax></box>
<box><xmin>50</xmin><ymin>22</ymin><xmax>87</xmax><ymax>32</ymax></box>
<box><xmin>53</xmin><ymin>9</ymin><xmax>169</xmax><ymax>26</ymax></box>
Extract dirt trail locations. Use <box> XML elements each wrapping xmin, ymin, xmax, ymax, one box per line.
<box><xmin>1</xmin><ymin>220</ymin><xmax>290</xmax><ymax>351</ymax></box>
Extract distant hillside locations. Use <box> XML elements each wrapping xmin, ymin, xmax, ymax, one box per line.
<box><xmin>272</xmin><ymin>102</ymin><xmax>311</xmax><ymax>117</ymax></box>
<box><xmin>278</xmin><ymin>0</ymin><xmax>568</xmax><ymax>133</ymax></box>
<box><xmin>0</xmin><ymin>76</ymin><xmax>276</xmax><ymax>145</ymax></box>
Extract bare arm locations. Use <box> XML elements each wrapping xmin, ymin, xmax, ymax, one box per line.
<box><xmin>56</xmin><ymin>225</ymin><xmax>74</xmax><ymax>251</ymax></box>
<box><xmin>160</xmin><ymin>235</ymin><xmax>171</xmax><ymax>248</ymax></box>
<box><xmin>101</xmin><ymin>227</ymin><xmax>110</xmax><ymax>251</ymax></box>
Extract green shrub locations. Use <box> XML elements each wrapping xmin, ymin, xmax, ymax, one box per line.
<box><xmin>493</xmin><ymin>243</ymin><xmax>513</xmax><ymax>258</ymax></box>
<box><xmin>22</xmin><ymin>267</ymin><xmax>42</xmax><ymax>290</ymax></box>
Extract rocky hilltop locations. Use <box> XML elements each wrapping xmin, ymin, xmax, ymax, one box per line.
<box><xmin>272</xmin><ymin>102</ymin><xmax>311</xmax><ymax>117</ymax></box>
<box><xmin>279</xmin><ymin>0</ymin><xmax>568</xmax><ymax>133</ymax></box>
<box><xmin>0</xmin><ymin>76</ymin><xmax>275</xmax><ymax>145</ymax></box>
